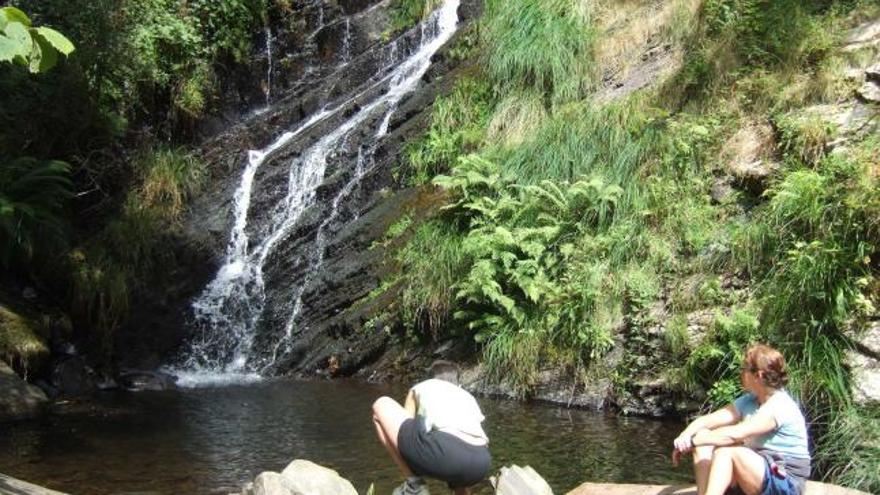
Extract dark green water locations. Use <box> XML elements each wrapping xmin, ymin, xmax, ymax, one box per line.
<box><xmin>0</xmin><ymin>379</ymin><xmax>692</xmax><ymax>494</ymax></box>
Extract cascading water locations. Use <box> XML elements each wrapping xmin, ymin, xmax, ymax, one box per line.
<box><xmin>264</xmin><ymin>26</ymin><xmax>273</xmax><ymax>107</ymax></box>
<box><xmin>172</xmin><ymin>0</ymin><xmax>461</xmax><ymax>387</ymax></box>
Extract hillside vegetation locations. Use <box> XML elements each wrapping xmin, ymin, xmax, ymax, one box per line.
<box><xmin>381</xmin><ymin>0</ymin><xmax>880</xmax><ymax>491</ymax></box>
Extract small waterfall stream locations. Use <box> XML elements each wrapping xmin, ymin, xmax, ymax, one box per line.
<box><xmin>263</xmin><ymin>26</ymin><xmax>273</xmax><ymax>106</ymax></box>
<box><xmin>172</xmin><ymin>0</ymin><xmax>461</xmax><ymax>386</ymax></box>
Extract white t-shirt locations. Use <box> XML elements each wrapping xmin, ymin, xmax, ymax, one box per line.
<box><xmin>411</xmin><ymin>378</ymin><xmax>488</xmax><ymax>441</ymax></box>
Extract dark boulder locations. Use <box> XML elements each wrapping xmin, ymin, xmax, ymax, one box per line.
<box><xmin>0</xmin><ymin>360</ymin><xmax>48</xmax><ymax>422</ymax></box>
<box><xmin>118</xmin><ymin>370</ymin><xmax>178</xmax><ymax>392</ymax></box>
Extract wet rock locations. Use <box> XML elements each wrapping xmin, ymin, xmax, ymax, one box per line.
<box><xmin>49</xmin><ymin>355</ymin><xmax>97</xmax><ymax>397</ymax></box>
<box><xmin>118</xmin><ymin>370</ymin><xmax>178</xmax><ymax>392</ymax></box>
<box><xmin>0</xmin><ymin>360</ymin><xmax>47</xmax><ymax>422</ymax></box>
<box><xmin>279</xmin><ymin>459</ymin><xmax>357</xmax><ymax>495</ymax></box>
<box><xmin>494</xmin><ymin>465</ymin><xmax>553</xmax><ymax>495</ymax></box>
<box><xmin>847</xmin><ymin>323</ymin><xmax>880</xmax><ymax>406</ymax></box>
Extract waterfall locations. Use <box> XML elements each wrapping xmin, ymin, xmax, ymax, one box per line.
<box><xmin>264</xmin><ymin>26</ymin><xmax>273</xmax><ymax>107</ymax></box>
<box><xmin>171</xmin><ymin>0</ymin><xmax>461</xmax><ymax>387</ymax></box>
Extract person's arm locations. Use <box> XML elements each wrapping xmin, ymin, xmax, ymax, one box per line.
<box><xmin>692</xmin><ymin>411</ymin><xmax>776</xmax><ymax>447</ymax></box>
<box><xmin>674</xmin><ymin>404</ymin><xmax>741</xmax><ymax>452</ymax></box>
<box><xmin>404</xmin><ymin>388</ymin><xmax>417</xmax><ymax>416</ymax></box>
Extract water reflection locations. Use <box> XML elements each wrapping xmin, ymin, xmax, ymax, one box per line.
<box><xmin>0</xmin><ymin>379</ymin><xmax>691</xmax><ymax>494</ymax></box>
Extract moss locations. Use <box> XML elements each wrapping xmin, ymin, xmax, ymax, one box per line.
<box><xmin>0</xmin><ymin>305</ymin><xmax>49</xmax><ymax>368</ymax></box>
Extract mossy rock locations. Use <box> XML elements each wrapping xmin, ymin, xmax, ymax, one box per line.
<box><xmin>0</xmin><ymin>305</ymin><xmax>49</xmax><ymax>369</ymax></box>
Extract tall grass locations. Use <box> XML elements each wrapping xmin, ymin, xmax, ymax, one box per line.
<box><xmin>404</xmin><ymin>78</ymin><xmax>493</xmax><ymax>184</ymax></box>
<box><xmin>501</xmin><ymin>100</ymin><xmax>662</xmax><ymax>189</ymax></box>
<box><xmin>483</xmin><ymin>0</ymin><xmax>598</xmax><ymax>104</ymax></box>
<box><xmin>396</xmin><ymin>220</ymin><xmax>470</xmax><ymax>338</ymax></box>
<box><xmin>815</xmin><ymin>405</ymin><xmax>880</xmax><ymax>494</ymax></box>
<box><xmin>68</xmin><ymin>147</ymin><xmax>205</xmax><ymax>351</ymax></box>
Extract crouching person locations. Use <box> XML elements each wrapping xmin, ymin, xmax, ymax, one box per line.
<box><xmin>372</xmin><ymin>360</ymin><xmax>491</xmax><ymax>495</ymax></box>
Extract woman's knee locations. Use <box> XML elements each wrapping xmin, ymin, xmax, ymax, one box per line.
<box><xmin>693</xmin><ymin>445</ymin><xmax>715</xmax><ymax>463</ymax></box>
<box><xmin>712</xmin><ymin>446</ymin><xmax>737</xmax><ymax>461</ymax></box>
<box><xmin>373</xmin><ymin>396</ymin><xmax>393</xmax><ymax>413</ymax></box>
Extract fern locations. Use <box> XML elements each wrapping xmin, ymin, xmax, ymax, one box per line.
<box><xmin>0</xmin><ymin>156</ymin><xmax>72</xmax><ymax>267</ymax></box>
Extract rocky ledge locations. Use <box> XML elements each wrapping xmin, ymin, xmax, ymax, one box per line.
<box><xmin>228</xmin><ymin>461</ymin><xmax>871</xmax><ymax>495</ymax></box>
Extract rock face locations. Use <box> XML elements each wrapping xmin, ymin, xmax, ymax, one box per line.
<box><xmin>242</xmin><ymin>460</ymin><xmax>357</xmax><ymax>495</ymax></box>
<box><xmin>494</xmin><ymin>465</ymin><xmax>554</xmax><ymax>495</ymax></box>
<box><xmin>847</xmin><ymin>323</ymin><xmax>880</xmax><ymax>406</ymax></box>
<box><xmin>138</xmin><ymin>0</ymin><xmax>483</xmax><ymax>377</ymax></box>
<box><xmin>0</xmin><ymin>360</ymin><xmax>47</xmax><ymax>422</ymax></box>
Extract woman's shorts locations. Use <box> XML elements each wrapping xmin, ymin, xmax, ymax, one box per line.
<box><xmin>725</xmin><ymin>454</ymin><xmax>807</xmax><ymax>495</ymax></box>
<box><xmin>398</xmin><ymin>417</ymin><xmax>492</xmax><ymax>488</ymax></box>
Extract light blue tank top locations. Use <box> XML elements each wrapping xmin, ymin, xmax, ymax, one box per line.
<box><xmin>733</xmin><ymin>390</ymin><xmax>811</xmax><ymax>459</ymax></box>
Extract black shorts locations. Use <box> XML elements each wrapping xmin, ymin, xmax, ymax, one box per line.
<box><xmin>398</xmin><ymin>417</ymin><xmax>492</xmax><ymax>488</ymax></box>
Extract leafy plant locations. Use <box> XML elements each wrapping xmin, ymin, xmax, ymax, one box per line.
<box><xmin>0</xmin><ymin>156</ymin><xmax>72</xmax><ymax>268</ymax></box>
<box><xmin>0</xmin><ymin>6</ymin><xmax>74</xmax><ymax>73</ymax></box>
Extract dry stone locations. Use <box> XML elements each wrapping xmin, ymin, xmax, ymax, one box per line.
<box><xmin>253</xmin><ymin>472</ymin><xmax>297</xmax><ymax>495</ymax></box>
<box><xmin>279</xmin><ymin>460</ymin><xmax>357</xmax><ymax>495</ymax></box>
<box><xmin>565</xmin><ymin>481</ymin><xmax>870</xmax><ymax>495</ymax></box>
<box><xmin>0</xmin><ymin>473</ymin><xmax>68</xmax><ymax>494</ymax></box>
<box><xmin>857</xmin><ymin>81</ymin><xmax>880</xmax><ymax>103</ymax></box>
<box><xmin>848</xmin><ymin>324</ymin><xmax>880</xmax><ymax>406</ymax></box>
<box><xmin>843</xmin><ymin>19</ymin><xmax>880</xmax><ymax>52</ymax></box>
<box><xmin>494</xmin><ymin>465</ymin><xmax>553</xmax><ymax>495</ymax></box>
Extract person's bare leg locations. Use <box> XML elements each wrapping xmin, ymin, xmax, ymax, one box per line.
<box><xmin>372</xmin><ymin>396</ymin><xmax>415</xmax><ymax>477</ymax></box>
<box><xmin>705</xmin><ymin>447</ymin><xmax>766</xmax><ymax>495</ymax></box>
<box><xmin>693</xmin><ymin>445</ymin><xmax>714</xmax><ymax>495</ymax></box>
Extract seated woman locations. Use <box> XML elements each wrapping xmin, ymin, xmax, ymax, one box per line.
<box><xmin>672</xmin><ymin>344</ymin><xmax>811</xmax><ymax>495</ymax></box>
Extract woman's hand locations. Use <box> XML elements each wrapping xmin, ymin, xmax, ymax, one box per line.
<box><xmin>671</xmin><ymin>432</ymin><xmax>694</xmax><ymax>466</ymax></box>
<box><xmin>673</xmin><ymin>433</ymin><xmax>694</xmax><ymax>453</ymax></box>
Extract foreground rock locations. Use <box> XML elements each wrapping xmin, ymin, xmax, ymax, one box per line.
<box><xmin>565</xmin><ymin>482</ymin><xmax>871</xmax><ymax>495</ymax></box>
<box><xmin>0</xmin><ymin>473</ymin><xmax>68</xmax><ymax>494</ymax></box>
<box><xmin>0</xmin><ymin>360</ymin><xmax>47</xmax><ymax>422</ymax></box>
<box><xmin>494</xmin><ymin>465</ymin><xmax>553</xmax><ymax>495</ymax></box>
<box><xmin>239</xmin><ymin>459</ymin><xmax>357</xmax><ymax>495</ymax></box>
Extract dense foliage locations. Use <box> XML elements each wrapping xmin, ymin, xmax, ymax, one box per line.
<box><xmin>0</xmin><ymin>1</ymin><xmax>265</xmax><ymax>360</ymax></box>
<box><xmin>384</xmin><ymin>0</ymin><xmax>880</xmax><ymax>490</ymax></box>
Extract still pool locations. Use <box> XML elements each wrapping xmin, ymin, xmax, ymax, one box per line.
<box><xmin>0</xmin><ymin>378</ymin><xmax>692</xmax><ymax>494</ymax></box>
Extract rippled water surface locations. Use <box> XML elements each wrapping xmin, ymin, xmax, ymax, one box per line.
<box><xmin>0</xmin><ymin>379</ymin><xmax>692</xmax><ymax>494</ymax></box>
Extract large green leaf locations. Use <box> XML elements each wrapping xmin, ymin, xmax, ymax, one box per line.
<box><xmin>4</xmin><ymin>22</ymin><xmax>31</xmax><ymax>62</ymax></box>
<box><xmin>0</xmin><ymin>35</ymin><xmax>20</xmax><ymax>63</ymax></box>
<box><xmin>30</xmin><ymin>32</ymin><xmax>58</xmax><ymax>73</ymax></box>
<box><xmin>35</xmin><ymin>27</ymin><xmax>74</xmax><ymax>56</ymax></box>
<box><xmin>0</xmin><ymin>7</ymin><xmax>32</xmax><ymax>28</ymax></box>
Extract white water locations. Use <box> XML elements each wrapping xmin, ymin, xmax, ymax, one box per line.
<box><xmin>173</xmin><ymin>0</ymin><xmax>461</xmax><ymax>386</ymax></box>
<box><xmin>264</xmin><ymin>26</ymin><xmax>273</xmax><ymax>106</ymax></box>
